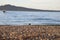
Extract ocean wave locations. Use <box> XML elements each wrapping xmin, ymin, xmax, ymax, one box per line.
<box><xmin>33</xmin><ymin>18</ymin><xmax>60</xmax><ymax>22</ymax></box>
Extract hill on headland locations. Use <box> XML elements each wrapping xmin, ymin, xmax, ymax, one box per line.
<box><xmin>0</xmin><ymin>4</ymin><xmax>41</xmax><ymax>11</ymax></box>
<box><xmin>0</xmin><ymin>4</ymin><xmax>60</xmax><ymax>12</ymax></box>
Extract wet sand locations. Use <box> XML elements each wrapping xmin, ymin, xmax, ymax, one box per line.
<box><xmin>0</xmin><ymin>25</ymin><xmax>60</xmax><ymax>40</ymax></box>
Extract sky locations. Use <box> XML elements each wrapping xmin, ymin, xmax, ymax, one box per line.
<box><xmin>0</xmin><ymin>0</ymin><xmax>60</xmax><ymax>10</ymax></box>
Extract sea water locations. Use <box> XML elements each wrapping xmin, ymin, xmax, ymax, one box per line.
<box><xmin>0</xmin><ymin>11</ymin><xmax>60</xmax><ymax>25</ymax></box>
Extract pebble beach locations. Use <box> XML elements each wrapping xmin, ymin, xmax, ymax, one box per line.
<box><xmin>0</xmin><ymin>25</ymin><xmax>60</xmax><ymax>40</ymax></box>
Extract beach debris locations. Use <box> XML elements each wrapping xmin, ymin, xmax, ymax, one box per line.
<box><xmin>29</xmin><ymin>23</ymin><xmax>31</xmax><ymax>25</ymax></box>
<box><xmin>3</xmin><ymin>10</ymin><xmax>6</xmax><ymax>13</ymax></box>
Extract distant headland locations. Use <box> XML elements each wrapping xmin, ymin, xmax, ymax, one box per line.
<box><xmin>0</xmin><ymin>4</ymin><xmax>60</xmax><ymax>12</ymax></box>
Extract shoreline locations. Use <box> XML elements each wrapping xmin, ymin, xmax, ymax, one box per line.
<box><xmin>0</xmin><ymin>24</ymin><xmax>60</xmax><ymax>26</ymax></box>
